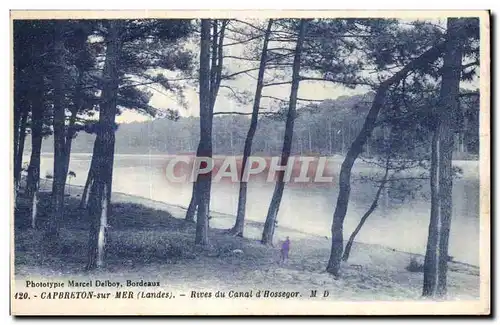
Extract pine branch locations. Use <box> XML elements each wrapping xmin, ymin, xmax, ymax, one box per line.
<box><xmin>299</xmin><ymin>76</ymin><xmax>375</xmax><ymax>87</ymax></box>
<box><xmin>262</xmin><ymin>81</ymin><xmax>292</xmax><ymax>87</ymax></box>
<box><xmin>213</xmin><ymin>111</ymin><xmax>279</xmax><ymax>116</ymax></box>
<box><xmin>223</xmin><ymin>34</ymin><xmax>263</xmax><ymax>47</ymax></box>
<box><xmin>262</xmin><ymin>95</ymin><xmax>324</xmax><ymax>103</ymax></box>
<box><xmin>222</xmin><ymin>67</ymin><xmax>261</xmax><ymax>80</ymax></box>
<box><xmin>223</xmin><ymin>55</ymin><xmax>260</xmax><ymax>62</ymax></box>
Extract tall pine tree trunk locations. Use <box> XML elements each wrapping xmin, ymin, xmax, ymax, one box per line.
<box><xmin>80</xmin><ymin>140</ymin><xmax>98</xmax><ymax>209</ymax></box>
<box><xmin>383</xmin><ymin>126</ymin><xmax>390</xmax><ymax>210</ymax></box>
<box><xmin>13</xmin><ymin>105</ymin><xmax>21</xmax><ymax>180</ymax></box>
<box><xmin>62</xmin><ymin>112</ymin><xmax>78</xmax><ymax>185</ymax></box>
<box><xmin>423</xmin><ymin>18</ymin><xmax>464</xmax><ymax>297</ymax></box>
<box><xmin>13</xmin><ymin>57</ymin><xmax>26</xmax><ymax>194</ymax></box>
<box><xmin>14</xmin><ymin>107</ymin><xmax>28</xmax><ymax>192</ymax></box>
<box><xmin>423</xmin><ymin>128</ymin><xmax>441</xmax><ymax>296</ymax></box>
<box><xmin>86</xmin><ymin>20</ymin><xmax>122</xmax><ymax>270</ymax></box>
<box><xmin>26</xmin><ymin>126</ymin><xmax>42</xmax><ymax>229</ymax></box>
<box><xmin>328</xmin><ymin>122</ymin><xmax>332</xmax><ymax>155</ymax></box>
<box><xmin>194</xmin><ymin>19</ymin><xmax>213</xmax><ymax>246</ymax></box>
<box><xmin>185</xmin><ymin>142</ymin><xmax>200</xmax><ymax>223</ymax></box>
<box><xmin>61</xmin><ymin>68</ymin><xmax>84</xmax><ymax>191</ymax></box>
<box><xmin>185</xmin><ymin>180</ymin><xmax>198</xmax><ymax>222</ymax></box>
<box><xmin>231</xmin><ymin>19</ymin><xmax>273</xmax><ymax>237</ymax></box>
<box><xmin>326</xmin><ymin>42</ymin><xmax>447</xmax><ymax>276</ymax></box>
<box><xmin>48</xmin><ymin>24</ymin><xmax>67</xmax><ymax>240</ymax></box>
<box><xmin>186</xmin><ymin>20</ymin><xmax>227</xmax><ymax>223</ymax></box>
<box><xmin>25</xmin><ymin>77</ymin><xmax>44</xmax><ymax>229</ymax></box>
<box><xmin>261</xmin><ymin>19</ymin><xmax>308</xmax><ymax>245</ymax></box>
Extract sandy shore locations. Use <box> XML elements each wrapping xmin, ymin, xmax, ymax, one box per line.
<box><xmin>14</xmin><ymin>179</ymin><xmax>480</xmax><ymax>301</ymax></box>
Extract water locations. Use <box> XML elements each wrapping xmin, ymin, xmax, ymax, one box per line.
<box><xmin>32</xmin><ymin>153</ymin><xmax>480</xmax><ymax>266</ymax></box>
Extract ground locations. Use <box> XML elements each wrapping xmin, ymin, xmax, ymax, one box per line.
<box><xmin>13</xmin><ymin>182</ymin><xmax>480</xmax><ymax>301</ymax></box>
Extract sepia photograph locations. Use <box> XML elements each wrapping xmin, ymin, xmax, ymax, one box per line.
<box><xmin>10</xmin><ymin>10</ymin><xmax>490</xmax><ymax>315</ymax></box>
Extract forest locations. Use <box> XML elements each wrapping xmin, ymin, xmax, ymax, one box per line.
<box><xmin>13</xmin><ymin>17</ymin><xmax>481</xmax><ymax>299</ymax></box>
<box><xmin>35</xmin><ymin>90</ymin><xmax>479</xmax><ymax>158</ymax></box>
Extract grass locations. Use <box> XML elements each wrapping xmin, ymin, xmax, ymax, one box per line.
<box><xmin>14</xmin><ymin>191</ymin><xmax>274</xmax><ymax>275</ymax></box>
<box><xmin>14</xmin><ymin>187</ymin><xmax>481</xmax><ymax>300</ymax></box>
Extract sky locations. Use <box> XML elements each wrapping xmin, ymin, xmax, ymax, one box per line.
<box><xmin>119</xmin><ymin>66</ymin><xmax>370</xmax><ymax>124</ymax></box>
<box><xmin>116</xmin><ymin>19</ymin><xmax>374</xmax><ymax>123</ymax></box>
<box><xmin>138</xmin><ymin>76</ymin><xmax>369</xmax><ymax>119</ymax></box>
<box><xmin>115</xmin><ymin>17</ymin><xmax>477</xmax><ymax>124</ymax></box>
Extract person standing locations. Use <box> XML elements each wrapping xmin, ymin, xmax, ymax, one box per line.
<box><xmin>280</xmin><ymin>236</ymin><xmax>291</xmax><ymax>265</ymax></box>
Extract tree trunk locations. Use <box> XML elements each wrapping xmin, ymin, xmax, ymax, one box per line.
<box><xmin>80</xmin><ymin>141</ymin><xmax>98</xmax><ymax>209</ymax></box>
<box><xmin>328</xmin><ymin>122</ymin><xmax>332</xmax><ymax>154</ymax></box>
<box><xmin>62</xmin><ymin>112</ymin><xmax>78</xmax><ymax>187</ymax></box>
<box><xmin>26</xmin><ymin>79</ymin><xmax>44</xmax><ymax>229</ymax></box>
<box><xmin>343</xmin><ymin>156</ymin><xmax>390</xmax><ymax>261</ymax></box>
<box><xmin>97</xmin><ymin>183</ymin><xmax>109</xmax><ymax>268</ymax></box>
<box><xmin>185</xmin><ymin>141</ymin><xmax>201</xmax><ymax>222</ymax></box>
<box><xmin>326</xmin><ymin>41</ymin><xmax>447</xmax><ymax>276</ymax></box>
<box><xmin>423</xmin><ymin>128</ymin><xmax>441</xmax><ymax>296</ymax></box>
<box><xmin>47</xmin><ymin>25</ymin><xmax>67</xmax><ymax>241</ymax></box>
<box><xmin>86</xmin><ymin>20</ymin><xmax>122</xmax><ymax>270</ymax></box>
<box><xmin>231</xmin><ymin>19</ymin><xmax>273</xmax><ymax>237</ymax></box>
<box><xmin>14</xmin><ymin>107</ymin><xmax>28</xmax><ymax>192</ymax></box>
<box><xmin>209</xmin><ymin>20</ymin><xmax>218</xmax><ymax>109</ymax></box>
<box><xmin>186</xmin><ymin>20</ymin><xmax>227</xmax><ymax>223</ymax></box>
<box><xmin>194</xmin><ymin>19</ymin><xmax>213</xmax><ymax>246</ymax></box>
<box><xmin>62</xmin><ymin>67</ymin><xmax>84</xmax><ymax>188</ymax></box>
<box><xmin>185</xmin><ymin>179</ymin><xmax>197</xmax><ymax>222</ymax></box>
<box><xmin>261</xmin><ymin>19</ymin><xmax>308</xmax><ymax>245</ymax></box>
<box><xmin>461</xmin><ymin>132</ymin><xmax>467</xmax><ymax>153</ymax></box>
<box><xmin>13</xmin><ymin>58</ymin><xmax>26</xmax><ymax>193</ymax></box>
<box><xmin>423</xmin><ymin>18</ymin><xmax>464</xmax><ymax>298</ymax></box>
<box><xmin>383</xmin><ymin>126</ymin><xmax>390</xmax><ymax>210</ymax></box>
<box><xmin>13</xmin><ymin>105</ymin><xmax>21</xmax><ymax>180</ymax></box>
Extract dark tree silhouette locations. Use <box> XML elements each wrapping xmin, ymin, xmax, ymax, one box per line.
<box><xmin>423</xmin><ymin>18</ymin><xmax>468</xmax><ymax>298</ymax></box>
<box><xmin>194</xmin><ymin>19</ymin><xmax>213</xmax><ymax>246</ymax></box>
<box><xmin>48</xmin><ymin>22</ymin><xmax>68</xmax><ymax>240</ymax></box>
<box><xmin>231</xmin><ymin>19</ymin><xmax>274</xmax><ymax>237</ymax></box>
<box><xmin>326</xmin><ymin>41</ymin><xmax>447</xmax><ymax>276</ymax></box>
<box><xmin>86</xmin><ymin>20</ymin><xmax>124</xmax><ymax>270</ymax></box>
<box><xmin>186</xmin><ymin>19</ymin><xmax>228</xmax><ymax>223</ymax></box>
<box><xmin>261</xmin><ymin>19</ymin><xmax>309</xmax><ymax>245</ymax></box>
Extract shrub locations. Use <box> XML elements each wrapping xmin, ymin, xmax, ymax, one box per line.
<box><xmin>405</xmin><ymin>256</ymin><xmax>424</xmax><ymax>273</ymax></box>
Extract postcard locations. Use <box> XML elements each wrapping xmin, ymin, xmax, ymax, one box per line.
<box><xmin>10</xmin><ymin>9</ymin><xmax>490</xmax><ymax>315</ymax></box>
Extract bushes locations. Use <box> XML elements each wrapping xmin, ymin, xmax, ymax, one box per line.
<box><xmin>405</xmin><ymin>255</ymin><xmax>453</xmax><ymax>273</ymax></box>
<box><xmin>405</xmin><ymin>256</ymin><xmax>424</xmax><ymax>273</ymax></box>
<box><xmin>107</xmin><ymin>230</ymin><xmax>190</xmax><ymax>264</ymax></box>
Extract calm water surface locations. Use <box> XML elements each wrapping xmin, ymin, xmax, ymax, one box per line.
<box><xmin>32</xmin><ymin>153</ymin><xmax>480</xmax><ymax>266</ymax></box>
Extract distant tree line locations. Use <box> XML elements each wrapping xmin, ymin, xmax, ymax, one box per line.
<box><xmin>33</xmin><ymin>91</ymin><xmax>479</xmax><ymax>158</ymax></box>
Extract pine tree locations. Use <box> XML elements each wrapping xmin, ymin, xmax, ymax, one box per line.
<box><xmin>261</xmin><ymin>19</ymin><xmax>309</xmax><ymax>245</ymax></box>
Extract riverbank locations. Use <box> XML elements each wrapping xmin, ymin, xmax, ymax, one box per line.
<box><xmin>28</xmin><ymin>153</ymin><xmax>481</xmax><ymax>266</ymax></box>
<box><xmin>13</xmin><ymin>181</ymin><xmax>480</xmax><ymax>301</ymax></box>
